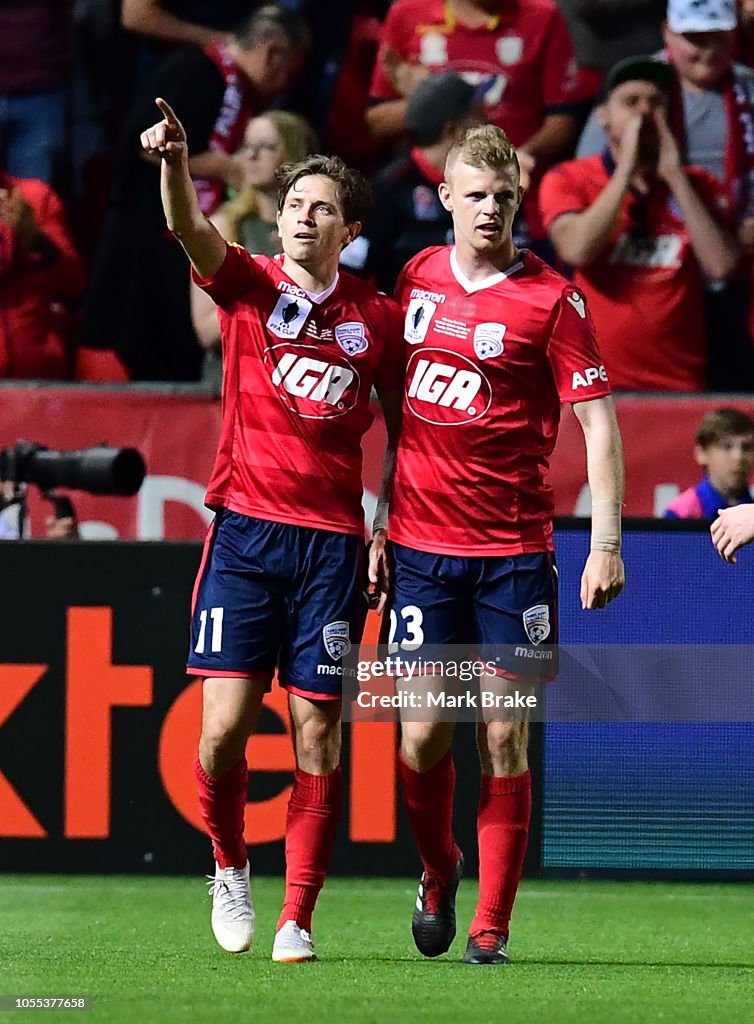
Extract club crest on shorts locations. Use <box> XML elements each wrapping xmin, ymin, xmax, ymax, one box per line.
<box><xmin>473</xmin><ymin>322</ymin><xmax>506</xmax><ymax>360</ymax></box>
<box><xmin>523</xmin><ymin>604</ymin><xmax>550</xmax><ymax>646</ymax></box>
<box><xmin>323</xmin><ymin>620</ymin><xmax>352</xmax><ymax>660</ymax></box>
<box><xmin>335</xmin><ymin>321</ymin><xmax>368</xmax><ymax>356</ymax></box>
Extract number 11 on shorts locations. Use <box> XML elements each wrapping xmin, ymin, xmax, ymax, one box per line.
<box><xmin>195</xmin><ymin>607</ymin><xmax>224</xmax><ymax>653</ymax></box>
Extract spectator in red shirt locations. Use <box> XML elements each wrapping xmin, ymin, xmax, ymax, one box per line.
<box><xmin>540</xmin><ymin>57</ymin><xmax>740</xmax><ymax>391</ymax></box>
<box><xmin>0</xmin><ymin>170</ymin><xmax>85</xmax><ymax>379</ymax></box>
<box><xmin>366</xmin><ymin>0</ymin><xmax>590</xmax><ymax>253</ymax></box>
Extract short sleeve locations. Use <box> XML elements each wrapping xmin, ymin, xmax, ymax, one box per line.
<box><xmin>191</xmin><ymin>243</ymin><xmax>265</xmax><ymax>309</ymax></box>
<box><xmin>373</xmin><ymin>297</ymin><xmax>406</xmax><ymax>392</ymax></box>
<box><xmin>539</xmin><ymin>163</ymin><xmax>589</xmax><ymax>232</ymax></box>
<box><xmin>369</xmin><ymin>2</ymin><xmax>408</xmax><ymax>103</ymax></box>
<box><xmin>541</xmin><ymin>7</ymin><xmax>583</xmax><ymax>111</ymax></box>
<box><xmin>547</xmin><ymin>285</ymin><xmax>612</xmax><ymax>403</ymax></box>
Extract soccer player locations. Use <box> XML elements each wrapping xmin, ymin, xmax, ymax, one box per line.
<box><xmin>373</xmin><ymin>123</ymin><xmax>625</xmax><ymax>965</ymax></box>
<box><xmin>140</xmin><ymin>99</ymin><xmax>402</xmax><ymax>962</ymax></box>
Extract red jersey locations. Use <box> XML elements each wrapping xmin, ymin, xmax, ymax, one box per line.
<box><xmin>369</xmin><ymin>0</ymin><xmax>585</xmax><ymax>239</ymax></box>
<box><xmin>194</xmin><ymin>244</ymin><xmax>403</xmax><ymax>535</ymax></box>
<box><xmin>540</xmin><ymin>153</ymin><xmax>730</xmax><ymax>391</ymax></box>
<box><xmin>390</xmin><ymin>246</ymin><xmax>610</xmax><ymax>556</ymax></box>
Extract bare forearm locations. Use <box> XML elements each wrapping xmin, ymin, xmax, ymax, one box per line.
<box><xmin>161</xmin><ymin>158</ymin><xmax>225</xmax><ymax>277</ymax></box>
<box><xmin>121</xmin><ymin>0</ymin><xmax>224</xmax><ymax>45</ymax></box>
<box><xmin>575</xmin><ymin>398</ymin><xmax>624</xmax><ymax>551</ymax></box>
<box><xmin>366</xmin><ymin>100</ymin><xmax>407</xmax><ymax>140</ymax></box>
<box><xmin>551</xmin><ymin>167</ymin><xmax>631</xmax><ymax>266</ymax></box>
<box><xmin>372</xmin><ymin>447</ymin><xmax>395</xmax><ymax>534</ymax></box>
<box><xmin>665</xmin><ymin>169</ymin><xmax>740</xmax><ymax>279</ymax></box>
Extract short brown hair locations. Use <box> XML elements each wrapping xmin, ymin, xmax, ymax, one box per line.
<box><xmin>276</xmin><ymin>155</ymin><xmax>372</xmax><ymax>225</ymax></box>
<box><xmin>696</xmin><ymin>408</ymin><xmax>754</xmax><ymax>448</ymax></box>
<box><xmin>445</xmin><ymin>124</ymin><xmax>520</xmax><ymax>181</ymax></box>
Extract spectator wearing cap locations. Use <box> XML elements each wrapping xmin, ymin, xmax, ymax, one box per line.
<box><xmin>341</xmin><ymin>72</ymin><xmax>484</xmax><ymax>293</ymax></box>
<box><xmin>540</xmin><ymin>56</ymin><xmax>740</xmax><ymax>392</ymax></box>
<box><xmin>366</xmin><ymin>0</ymin><xmax>592</xmax><ymax>257</ymax></box>
<box><xmin>575</xmin><ymin>0</ymin><xmax>754</xmax><ymax>389</ymax></box>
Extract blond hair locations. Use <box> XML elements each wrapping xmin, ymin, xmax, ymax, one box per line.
<box><xmin>445</xmin><ymin>124</ymin><xmax>520</xmax><ymax>181</ymax></box>
<box><xmin>219</xmin><ymin>111</ymin><xmax>319</xmax><ymax>240</ymax></box>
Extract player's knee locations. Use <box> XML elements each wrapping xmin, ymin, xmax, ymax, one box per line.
<box><xmin>401</xmin><ymin>724</ymin><xmax>451</xmax><ymax>771</ymax></box>
<box><xmin>296</xmin><ymin>718</ymin><xmax>341</xmax><ymax>773</ymax></box>
<box><xmin>484</xmin><ymin>720</ymin><xmax>528</xmax><ymax>768</ymax></box>
<box><xmin>199</xmin><ymin>719</ymin><xmax>249</xmax><ymax>771</ymax></box>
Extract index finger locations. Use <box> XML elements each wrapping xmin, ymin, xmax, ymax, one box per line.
<box><xmin>155</xmin><ymin>97</ymin><xmax>179</xmax><ymax>125</ymax></box>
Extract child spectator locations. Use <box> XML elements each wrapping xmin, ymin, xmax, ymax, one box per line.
<box><xmin>664</xmin><ymin>407</ymin><xmax>754</xmax><ymax>517</ymax></box>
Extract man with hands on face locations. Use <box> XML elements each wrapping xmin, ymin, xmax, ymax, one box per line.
<box><xmin>540</xmin><ymin>56</ymin><xmax>740</xmax><ymax>392</ymax></box>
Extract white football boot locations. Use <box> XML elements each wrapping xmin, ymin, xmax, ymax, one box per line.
<box><xmin>271</xmin><ymin>920</ymin><xmax>316</xmax><ymax>962</ymax></box>
<box><xmin>207</xmin><ymin>861</ymin><xmax>255</xmax><ymax>953</ymax></box>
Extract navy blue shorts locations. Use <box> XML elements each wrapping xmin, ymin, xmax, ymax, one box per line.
<box><xmin>187</xmin><ymin>510</ymin><xmax>366</xmax><ymax>698</ymax></box>
<box><xmin>387</xmin><ymin>543</ymin><xmax>558</xmax><ymax>680</ymax></box>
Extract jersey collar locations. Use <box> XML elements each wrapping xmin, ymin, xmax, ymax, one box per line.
<box><xmin>449</xmin><ymin>245</ymin><xmax>525</xmax><ymax>293</ymax></box>
<box><xmin>275</xmin><ymin>256</ymin><xmax>340</xmax><ymax>304</ymax></box>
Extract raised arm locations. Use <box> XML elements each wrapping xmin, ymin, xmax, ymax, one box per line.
<box><xmin>122</xmin><ymin>0</ymin><xmax>226</xmax><ymax>47</ymax></box>
<box><xmin>572</xmin><ymin>395</ymin><xmax>626</xmax><ymax>609</ymax></box>
<box><xmin>140</xmin><ymin>97</ymin><xmax>226</xmax><ymax>279</ymax></box>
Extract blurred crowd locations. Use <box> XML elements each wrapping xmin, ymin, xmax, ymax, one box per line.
<box><xmin>2</xmin><ymin>0</ymin><xmax>754</xmax><ymax>393</ymax></box>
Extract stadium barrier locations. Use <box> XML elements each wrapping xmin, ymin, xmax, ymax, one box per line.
<box><xmin>2</xmin><ymin>383</ymin><xmax>754</xmax><ymax>538</ymax></box>
<box><xmin>0</xmin><ymin>523</ymin><xmax>751</xmax><ymax>879</ymax></box>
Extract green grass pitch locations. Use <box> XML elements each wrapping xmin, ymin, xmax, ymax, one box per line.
<box><xmin>1</xmin><ymin>876</ymin><xmax>753</xmax><ymax>1024</ymax></box>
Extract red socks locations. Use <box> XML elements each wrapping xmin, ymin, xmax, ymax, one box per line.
<box><xmin>277</xmin><ymin>767</ymin><xmax>342</xmax><ymax>933</ymax></box>
<box><xmin>398</xmin><ymin>750</ymin><xmax>459</xmax><ymax>882</ymax></box>
<box><xmin>194</xmin><ymin>753</ymin><xmax>249</xmax><ymax>869</ymax></box>
<box><xmin>470</xmin><ymin>769</ymin><xmax>532</xmax><ymax>938</ymax></box>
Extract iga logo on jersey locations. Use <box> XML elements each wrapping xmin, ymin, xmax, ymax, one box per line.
<box><xmin>335</xmin><ymin>321</ymin><xmax>368</xmax><ymax>356</ymax></box>
<box><xmin>406</xmin><ymin>348</ymin><xmax>492</xmax><ymax>426</ymax></box>
<box><xmin>572</xmin><ymin>364</ymin><xmax>608</xmax><ymax>390</ymax></box>
<box><xmin>473</xmin><ymin>322</ymin><xmax>506</xmax><ymax>360</ymax></box>
<box><xmin>323</xmin><ymin>620</ymin><xmax>351</xmax><ymax>660</ymax></box>
<box><xmin>266</xmin><ymin>343</ymin><xmax>360</xmax><ymax>418</ymax></box>
<box><xmin>404</xmin><ymin>298</ymin><xmax>436</xmax><ymax>344</ymax></box>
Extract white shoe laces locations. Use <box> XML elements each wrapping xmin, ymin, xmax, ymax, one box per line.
<box><xmin>206</xmin><ymin>870</ymin><xmax>252</xmax><ymax>922</ymax></box>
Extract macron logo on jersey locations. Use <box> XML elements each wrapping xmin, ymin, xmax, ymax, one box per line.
<box><xmin>572</xmin><ymin>365</ymin><xmax>608</xmax><ymax>390</ymax></box>
<box><xmin>406</xmin><ymin>348</ymin><xmax>492</xmax><ymax>426</ymax></box>
<box><xmin>268</xmin><ymin>344</ymin><xmax>359</xmax><ymax>418</ymax></box>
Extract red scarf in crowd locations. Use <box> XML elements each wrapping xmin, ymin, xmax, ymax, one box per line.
<box><xmin>726</xmin><ymin>74</ymin><xmax>754</xmax><ymax>221</ymax></box>
<box><xmin>194</xmin><ymin>44</ymin><xmax>254</xmax><ymax>217</ymax></box>
<box><xmin>672</xmin><ymin>64</ymin><xmax>754</xmax><ymax>221</ymax></box>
